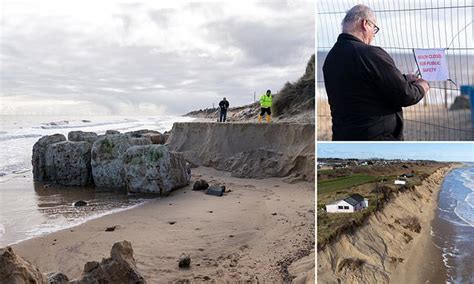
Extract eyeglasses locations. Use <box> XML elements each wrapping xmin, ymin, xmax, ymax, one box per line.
<box><xmin>366</xmin><ymin>19</ymin><xmax>380</xmax><ymax>34</ymax></box>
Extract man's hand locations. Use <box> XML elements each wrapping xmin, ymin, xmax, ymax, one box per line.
<box><xmin>406</xmin><ymin>73</ymin><xmax>418</xmax><ymax>83</ymax></box>
<box><xmin>414</xmin><ymin>78</ymin><xmax>430</xmax><ymax>95</ymax></box>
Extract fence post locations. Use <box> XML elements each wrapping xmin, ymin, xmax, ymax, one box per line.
<box><xmin>444</xmin><ymin>81</ymin><xmax>448</xmax><ymax>109</ymax></box>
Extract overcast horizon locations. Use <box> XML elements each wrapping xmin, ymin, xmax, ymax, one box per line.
<box><xmin>318</xmin><ymin>143</ymin><xmax>474</xmax><ymax>162</ymax></box>
<box><xmin>0</xmin><ymin>0</ymin><xmax>314</xmax><ymax>116</ymax></box>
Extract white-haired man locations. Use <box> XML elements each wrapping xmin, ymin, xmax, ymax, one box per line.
<box><xmin>323</xmin><ymin>5</ymin><xmax>429</xmax><ymax>141</ymax></box>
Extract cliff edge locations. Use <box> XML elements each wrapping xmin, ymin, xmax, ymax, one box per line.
<box><xmin>167</xmin><ymin>122</ymin><xmax>315</xmax><ymax>181</ymax></box>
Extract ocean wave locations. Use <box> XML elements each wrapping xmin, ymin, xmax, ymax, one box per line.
<box><xmin>33</xmin><ymin>119</ymin><xmax>139</xmax><ymax>130</ymax></box>
<box><xmin>453</xmin><ymin>206</ymin><xmax>474</xmax><ymax>227</ymax></box>
<box><xmin>466</xmin><ymin>192</ymin><xmax>474</xmax><ymax>208</ymax></box>
<box><xmin>0</xmin><ymin>163</ymin><xmax>31</xmax><ymax>179</ymax></box>
<box><xmin>0</xmin><ymin>133</ymin><xmax>43</xmax><ymax>142</ymax></box>
<box><xmin>439</xmin><ymin>213</ymin><xmax>473</xmax><ymax>227</ymax></box>
<box><xmin>460</xmin><ymin>171</ymin><xmax>474</xmax><ymax>191</ymax></box>
<box><xmin>0</xmin><ymin>224</ymin><xmax>5</xmax><ymax>238</ymax></box>
<box><xmin>438</xmin><ymin>207</ymin><xmax>451</xmax><ymax>213</ymax></box>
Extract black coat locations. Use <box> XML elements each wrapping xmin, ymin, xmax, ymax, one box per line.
<box><xmin>219</xmin><ymin>100</ymin><xmax>229</xmax><ymax>111</ymax></box>
<box><xmin>323</xmin><ymin>33</ymin><xmax>425</xmax><ymax>141</ymax></box>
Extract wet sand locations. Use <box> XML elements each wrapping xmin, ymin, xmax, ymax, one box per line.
<box><xmin>389</xmin><ymin>193</ymin><xmax>447</xmax><ymax>284</ymax></box>
<box><xmin>9</xmin><ymin>167</ymin><xmax>315</xmax><ymax>282</ymax></box>
<box><xmin>0</xmin><ymin>174</ymin><xmax>149</xmax><ymax>247</ymax></box>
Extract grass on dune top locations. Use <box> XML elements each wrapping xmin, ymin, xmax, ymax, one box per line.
<box><xmin>317</xmin><ymin>174</ymin><xmax>379</xmax><ymax>194</ymax></box>
<box><xmin>316</xmin><ymin>163</ymin><xmax>445</xmax><ymax>249</ymax></box>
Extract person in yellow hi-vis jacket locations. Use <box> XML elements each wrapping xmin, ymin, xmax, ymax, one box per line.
<box><xmin>258</xmin><ymin>89</ymin><xmax>273</xmax><ymax>123</ymax></box>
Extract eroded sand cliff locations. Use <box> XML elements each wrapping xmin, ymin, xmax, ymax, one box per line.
<box><xmin>167</xmin><ymin>122</ymin><xmax>315</xmax><ymax>181</ymax></box>
<box><xmin>317</xmin><ymin>165</ymin><xmax>458</xmax><ymax>284</ymax></box>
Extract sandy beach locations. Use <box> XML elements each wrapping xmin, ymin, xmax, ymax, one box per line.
<box><xmin>9</xmin><ymin>166</ymin><xmax>314</xmax><ymax>282</ymax></box>
<box><xmin>317</xmin><ymin>99</ymin><xmax>473</xmax><ymax>141</ymax></box>
<box><xmin>317</xmin><ymin>165</ymin><xmax>459</xmax><ymax>284</ymax></box>
<box><xmin>389</xmin><ymin>169</ymin><xmax>454</xmax><ymax>284</ymax></box>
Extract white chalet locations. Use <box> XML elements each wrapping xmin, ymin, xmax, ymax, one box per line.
<box><xmin>326</xmin><ymin>194</ymin><xmax>369</xmax><ymax>213</ymax></box>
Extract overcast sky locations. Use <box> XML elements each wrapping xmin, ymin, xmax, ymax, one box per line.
<box><xmin>0</xmin><ymin>0</ymin><xmax>314</xmax><ymax>116</ymax></box>
<box><xmin>318</xmin><ymin>143</ymin><xmax>474</xmax><ymax>162</ymax></box>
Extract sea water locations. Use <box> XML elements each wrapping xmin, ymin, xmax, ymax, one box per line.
<box><xmin>433</xmin><ymin>164</ymin><xmax>474</xmax><ymax>283</ymax></box>
<box><xmin>0</xmin><ymin>115</ymin><xmax>194</xmax><ymax>247</ymax></box>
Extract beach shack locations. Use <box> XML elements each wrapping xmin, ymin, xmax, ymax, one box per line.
<box><xmin>325</xmin><ymin>194</ymin><xmax>369</xmax><ymax>213</ymax></box>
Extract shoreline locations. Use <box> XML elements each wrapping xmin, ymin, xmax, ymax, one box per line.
<box><xmin>0</xmin><ymin>173</ymin><xmax>154</xmax><ymax>248</ymax></box>
<box><xmin>7</xmin><ymin>166</ymin><xmax>315</xmax><ymax>282</ymax></box>
<box><xmin>390</xmin><ymin>164</ymin><xmax>462</xmax><ymax>284</ymax></box>
<box><xmin>389</xmin><ymin>166</ymin><xmax>461</xmax><ymax>283</ymax></box>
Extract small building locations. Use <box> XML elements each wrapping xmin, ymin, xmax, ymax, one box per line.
<box><xmin>400</xmin><ymin>173</ymin><xmax>415</xmax><ymax>178</ymax></box>
<box><xmin>326</xmin><ymin>194</ymin><xmax>369</xmax><ymax>213</ymax></box>
<box><xmin>394</xmin><ymin>180</ymin><xmax>406</xmax><ymax>185</ymax></box>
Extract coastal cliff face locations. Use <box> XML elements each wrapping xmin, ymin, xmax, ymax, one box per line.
<box><xmin>317</xmin><ymin>165</ymin><xmax>455</xmax><ymax>283</ymax></box>
<box><xmin>167</xmin><ymin>122</ymin><xmax>315</xmax><ymax>181</ymax></box>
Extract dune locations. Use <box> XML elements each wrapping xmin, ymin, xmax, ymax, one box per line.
<box><xmin>317</xmin><ymin>164</ymin><xmax>459</xmax><ymax>283</ymax></box>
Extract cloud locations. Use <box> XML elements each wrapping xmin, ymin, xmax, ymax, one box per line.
<box><xmin>1</xmin><ymin>1</ymin><xmax>314</xmax><ymax>116</ymax></box>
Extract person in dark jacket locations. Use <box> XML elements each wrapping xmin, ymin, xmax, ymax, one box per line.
<box><xmin>218</xmin><ymin>97</ymin><xmax>229</xmax><ymax>122</ymax></box>
<box><xmin>323</xmin><ymin>5</ymin><xmax>430</xmax><ymax>141</ymax></box>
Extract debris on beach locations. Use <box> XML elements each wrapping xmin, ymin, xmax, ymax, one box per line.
<box><xmin>205</xmin><ymin>185</ymin><xmax>225</xmax><ymax>196</ymax></box>
<box><xmin>105</xmin><ymin>226</ymin><xmax>117</xmax><ymax>232</ymax></box>
<box><xmin>192</xmin><ymin>179</ymin><xmax>209</xmax><ymax>190</ymax></box>
<box><xmin>178</xmin><ymin>253</ymin><xmax>191</xmax><ymax>268</ymax></box>
<box><xmin>74</xmin><ymin>200</ymin><xmax>88</xmax><ymax>207</ymax></box>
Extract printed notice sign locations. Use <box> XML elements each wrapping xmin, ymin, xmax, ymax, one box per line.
<box><xmin>413</xmin><ymin>48</ymin><xmax>449</xmax><ymax>81</ymax></box>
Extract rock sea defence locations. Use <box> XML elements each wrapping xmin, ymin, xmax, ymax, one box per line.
<box><xmin>317</xmin><ymin>165</ymin><xmax>455</xmax><ymax>283</ymax></box>
<box><xmin>166</xmin><ymin>122</ymin><xmax>315</xmax><ymax>181</ymax></box>
<box><xmin>32</xmin><ymin>131</ymin><xmax>189</xmax><ymax>195</ymax></box>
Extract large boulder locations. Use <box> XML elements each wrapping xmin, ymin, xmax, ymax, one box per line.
<box><xmin>125</xmin><ymin>129</ymin><xmax>160</xmax><ymax>138</ymax></box>
<box><xmin>105</xmin><ymin>130</ymin><xmax>120</xmax><ymax>135</ymax></box>
<box><xmin>68</xmin><ymin>131</ymin><xmax>98</xmax><ymax>143</ymax></box>
<box><xmin>71</xmin><ymin>240</ymin><xmax>145</xmax><ymax>284</ymax></box>
<box><xmin>126</xmin><ymin>129</ymin><xmax>167</xmax><ymax>145</ymax></box>
<box><xmin>141</xmin><ymin>133</ymin><xmax>167</xmax><ymax>145</ymax></box>
<box><xmin>130</xmin><ymin>137</ymin><xmax>152</xmax><ymax>146</ymax></box>
<box><xmin>91</xmin><ymin>134</ymin><xmax>133</xmax><ymax>188</ymax></box>
<box><xmin>32</xmin><ymin>134</ymin><xmax>66</xmax><ymax>181</ymax></box>
<box><xmin>123</xmin><ymin>145</ymin><xmax>190</xmax><ymax>195</ymax></box>
<box><xmin>0</xmin><ymin>246</ymin><xmax>47</xmax><ymax>283</ymax></box>
<box><xmin>170</xmin><ymin>151</ymin><xmax>191</xmax><ymax>189</ymax></box>
<box><xmin>44</xmin><ymin>141</ymin><xmax>92</xmax><ymax>186</ymax></box>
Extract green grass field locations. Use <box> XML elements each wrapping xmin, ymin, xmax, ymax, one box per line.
<box><xmin>317</xmin><ymin>174</ymin><xmax>377</xmax><ymax>194</ymax></box>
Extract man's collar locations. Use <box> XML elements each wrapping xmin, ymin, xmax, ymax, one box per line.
<box><xmin>338</xmin><ymin>33</ymin><xmax>365</xmax><ymax>44</ymax></box>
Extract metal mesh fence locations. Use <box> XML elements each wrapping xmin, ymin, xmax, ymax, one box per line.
<box><xmin>317</xmin><ymin>0</ymin><xmax>473</xmax><ymax>140</ymax></box>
